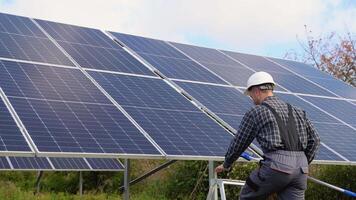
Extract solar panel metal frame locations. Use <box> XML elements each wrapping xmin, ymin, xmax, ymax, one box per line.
<box><xmin>0</xmin><ymin>156</ymin><xmax>124</xmax><ymax>171</ymax></box>
<box><xmin>0</xmin><ymin>87</ymin><xmax>36</xmax><ymax>157</ymax></box>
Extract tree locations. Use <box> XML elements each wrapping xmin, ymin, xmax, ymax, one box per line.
<box><xmin>285</xmin><ymin>25</ymin><xmax>355</xmax><ymax>87</ymax></box>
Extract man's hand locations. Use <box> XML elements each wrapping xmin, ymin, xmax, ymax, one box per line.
<box><xmin>215</xmin><ymin>164</ymin><xmax>226</xmax><ymax>173</ymax></box>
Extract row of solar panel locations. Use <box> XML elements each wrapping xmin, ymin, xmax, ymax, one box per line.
<box><xmin>0</xmin><ymin>156</ymin><xmax>124</xmax><ymax>171</ymax></box>
<box><xmin>0</xmin><ymin>12</ymin><xmax>354</xmax><ymax>164</ymax></box>
<box><xmin>0</xmin><ymin>12</ymin><xmax>354</xmax><ymax>100</ymax></box>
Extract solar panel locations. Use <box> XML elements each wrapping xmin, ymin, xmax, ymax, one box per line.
<box><xmin>0</xmin><ymin>13</ymin><xmax>73</xmax><ymax>66</ymax></box>
<box><xmin>176</xmin><ymin>81</ymin><xmax>251</xmax><ymax>129</ymax></box>
<box><xmin>313</xmin><ymin>123</ymin><xmax>356</xmax><ymax>161</ymax></box>
<box><xmin>301</xmin><ymin>96</ymin><xmax>356</xmax><ymax>128</ymax></box>
<box><xmin>1</xmin><ymin>157</ymin><xmax>124</xmax><ymax>171</ymax></box>
<box><xmin>49</xmin><ymin>157</ymin><xmax>89</xmax><ymax>170</ymax></box>
<box><xmin>86</xmin><ymin>158</ymin><xmax>124</xmax><ymax>170</ymax></box>
<box><xmin>89</xmin><ymin>71</ymin><xmax>233</xmax><ymax>158</ymax></box>
<box><xmin>10</xmin><ymin>156</ymin><xmax>52</xmax><ymax>169</ymax></box>
<box><xmin>222</xmin><ymin>51</ymin><xmax>339</xmax><ymax>97</ymax></box>
<box><xmin>111</xmin><ymin>32</ymin><xmax>226</xmax><ymax>84</ymax></box>
<box><xmin>0</xmin><ymin>60</ymin><xmax>161</xmax><ymax>156</ymax></box>
<box><xmin>169</xmin><ymin>42</ymin><xmax>258</xmax><ymax>87</ymax></box>
<box><xmin>0</xmin><ymin>90</ymin><xmax>32</xmax><ymax>153</ymax></box>
<box><xmin>35</xmin><ymin>19</ymin><xmax>154</xmax><ymax>76</ymax></box>
<box><xmin>0</xmin><ymin>157</ymin><xmax>11</xmax><ymax>169</ymax></box>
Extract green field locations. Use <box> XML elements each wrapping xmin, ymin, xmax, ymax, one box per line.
<box><xmin>0</xmin><ymin>160</ymin><xmax>355</xmax><ymax>200</ymax></box>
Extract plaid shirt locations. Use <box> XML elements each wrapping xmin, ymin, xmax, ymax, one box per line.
<box><xmin>223</xmin><ymin>95</ymin><xmax>320</xmax><ymax>169</ymax></box>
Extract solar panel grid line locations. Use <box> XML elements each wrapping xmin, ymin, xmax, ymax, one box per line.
<box><xmin>110</xmin><ymin>32</ymin><xmax>227</xmax><ymax>84</ymax></box>
<box><xmin>82</xmin><ymin>157</ymin><xmax>94</xmax><ymax>170</ymax></box>
<box><xmin>45</xmin><ymin>157</ymin><xmax>55</xmax><ymax>170</ymax></box>
<box><xmin>216</xmin><ymin>49</ymin><xmax>290</xmax><ymax>92</ymax></box>
<box><xmin>265</xmin><ymin>57</ymin><xmax>356</xmax><ymax>102</ymax></box>
<box><xmin>295</xmin><ymin>96</ymin><xmax>356</xmax><ymax>131</ymax></box>
<box><xmin>170</xmin><ymin>78</ymin><xmax>235</xmax><ymax>88</ymax></box>
<box><xmin>165</xmin><ymin>41</ymin><xmax>231</xmax><ymax>85</ymax></box>
<box><xmin>0</xmin><ymin>88</ymin><xmax>37</xmax><ymax>155</ymax></box>
<box><xmin>0</xmin><ymin>56</ymin><xmax>77</xmax><ymax>70</ymax></box>
<box><xmin>321</xmin><ymin>142</ymin><xmax>349</xmax><ymax>162</ymax></box>
<box><xmin>274</xmin><ymin>90</ymin><xmax>355</xmax><ymax>101</ymax></box>
<box><xmin>32</xmin><ymin>19</ymin><xmax>166</xmax><ymax>158</ymax></box>
<box><xmin>107</xmin><ymin>32</ymin><xmax>172</xmax><ymax>79</ymax></box>
<box><xmin>5</xmin><ymin>156</ymin><xmax>13</xmax><ymax>169</ymax></box>
<box><xmin>84</xmin><ymin>67</ymin><xmax>159</xmax><ymax>80</ymax></box>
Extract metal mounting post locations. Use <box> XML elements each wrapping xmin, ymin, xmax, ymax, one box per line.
<box><xmin>124</xmin><ymin>159</ymin><xmax>131</xmax><ymax>200</ymax></box>
<box><xmin>208</xmin><ymin>161</ymin><xmax>217</xmax><ymax>200</ymax></box>
<box><xmin>79</xmin><ymin>171</ymin><xmax>83</xmax><ymax>196</ymax></box>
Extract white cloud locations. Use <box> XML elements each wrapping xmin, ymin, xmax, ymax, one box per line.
<box><xmin>0</xmin><ymin>0</ymin><xmax>354</xmax><ymax>57</ymax></box>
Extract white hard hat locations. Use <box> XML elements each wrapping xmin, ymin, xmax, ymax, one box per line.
<box><xmin>244</xmin><ymin>71</ymin><xmax>275</xmax><ymax>95</ymax></box>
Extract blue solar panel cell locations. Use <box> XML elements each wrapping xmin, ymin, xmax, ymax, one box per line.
<box><xmin>313</xmin><ymin>123</ymin><xmax>356</xmax><ymax>161</ymax></box>
<box><xmin>112</xmin><ymin>33</ymin><xmax>187</xmax><ymax>59</ymax></box>
<box><xmin>0</xmin><ymin>13</ymin><xmax>46</xmax><ymax>37</ymax></box>
<box><xmin>0</xmin><ymin>60</ymin><xmax>111</xmax><ymax>104</ymax></box>
<box><xmin>139</xmin><ymin>53</ymin><xmax>226</xmax><ymax>84</ymax></box>
<box><xmin>35</xmin><ymin>20</ymin><xmax>154</xmax><ymax>76</ymax></box>
<box><xmin>172</xmin><ymin>42</ymin><xmax>238</xmax><ymax>66</ymax></box>
<box><xmin>9</xmin><ymin>97</ymin><xmax>160</xmax><ymax>155</ymax></box>
<box><xmin>50</xmin><ymin>157</ymin><xmax>90</xmax><ymax>169</ymax></box>
<box><xmin>223</xmin><ymin>51</ymin><xmax>292</xmax><ymax>74</ymax></box>
<box><xmin>10</xmin><ymin>157</ymin><xmax>51</xmax><ymax>169</ymax></box>
<box><xmin>176</xmin><ymin>82</ymin><xmax>252</xmax><ymax>116</ymax></box>
<box><xmin>89</xmin><ymin>72</ymin><xmax>234</xmax><ymax>157</ymax></box>
<box><xmin>306</xmin><ymin>77</ymin><xmax>356</xmax><ymax>100</ymax></box>
<box><xmin>125</xmin><ymin>106</ymin><xmax>232</xmax><ymax>156</ymax></box>
<box><xmin>0</xmin><ymin>157</ymin><xmax>11</xmax><ymax>169</ymax></box>
<box><xmin>86</xmin><ymin>158</ymin><xmax>124</xmax><ymax>170</ymax></box>
<box><xmin>277</xmin><ymin>94</ymin><xmax>336</xmax><ymax>123</ymax></box>
<box><xmin>89</xmin><ymin>72</ymin><xmax>198</xmax><ymax>111</ymax></box>
<box><xmin>301</xmin><ymin>97</ymin><xmax>356</xmax><ymax>128</ymax></box>
<box><xmin>36</xmin><ymin>19</ymin><xmax>118</xmax><ymax>49</ymax></box>
<box><xmin>272</xmin><ymin>73</ymin><xmax>337</xmax><ymax>97</ymax></box>
<box><xmin>270</xmin><ymin>58</ymin><xmax>333</xmax><ymax>80</ymax></box>
<box><xmin>0</xmin><ymin>96</ymin><xmax>31</xmax><ymax>152</ymax></box>
<box><xmin>110</xmin><ymin>32</ymin><xmax>226</xmax><ymax>84</ymax></box>
<box><xmin>315</xmin><ymin>145</ymin><xmax>345</xmax><ymax>161</ymax></box>
<box><xmin>0</xmin><ymin>32</ymin><xmax>74</xmax><ymax>65</ymax></box>
<box><xmin>199</xmin><ymin>62</ymin><xmax>253</xmax><ymax>87</ymax></box>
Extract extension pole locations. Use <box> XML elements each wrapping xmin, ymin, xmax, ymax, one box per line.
<box><xmin>240</xmin><ymin>152</ymin><xmax>356</xmax><ymax>198</ymax></box>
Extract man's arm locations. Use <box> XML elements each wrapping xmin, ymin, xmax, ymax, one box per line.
<box><xmin>304</xmin><ymin>112</ymin><xmax>321</xmax><ymax>164</ymax></box>
<box><xmin>222</xmin><ymin>110</ymin><xmax>257</xmax><ymax>169</ymax></box>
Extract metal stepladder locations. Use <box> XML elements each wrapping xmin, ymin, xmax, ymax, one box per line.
<box><xmin>206</xmin><ymin>161</ymin><xmax>246</xmax><ymax>200</ymax></box>
<box><xmin>206</xmin><ymin>178</ymin><xmax>245</xmax><ymax>200</ymax></box>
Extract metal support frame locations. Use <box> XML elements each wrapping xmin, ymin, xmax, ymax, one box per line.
<box><xmin>79</xmin><ymin>171</ymin><xmax>83</xmax><ymax>196</ymax></box>
<box><xmin>123</xmin><ymin>159</ymin><xmax>130</xmax><ymax>200</ymax></box>
<box><xmin>119</xmin><ymin>160</ymin><xmax>177</xmax><ymax>192</ymax></box>
<box><xmin>207</xmin><ymin>179</ymin><xmax>245</xmax><ymax>200</ymax></box>
<box><xmin>34</xmin><ymin>171</ymin><xmax>43</xmax><ymax>194</ymax></box>
<box><xmin>208</xmin><ymin>161</ymin><xmax>217</xmax><ymax>200</ymax></box>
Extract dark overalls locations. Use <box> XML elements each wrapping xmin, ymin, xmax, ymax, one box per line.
<box><xmin>239</xmin><ymin>103</ymin><xmax>309</xmax><ymax>200</ymax></box>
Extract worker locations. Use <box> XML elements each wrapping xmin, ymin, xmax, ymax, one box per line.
<box><xmin>215</xmin><ymin>71</ymin><xmax>320</xmax><ymax>200</ymax></box>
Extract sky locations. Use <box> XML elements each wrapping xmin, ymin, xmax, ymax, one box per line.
<box><xmin>0</xmin><ymin>0</ymin><xmax>355</xmax><ymax>58</ymax></box>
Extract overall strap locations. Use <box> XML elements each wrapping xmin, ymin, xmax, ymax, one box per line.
<box><xmin>262</xmin><ymin>103</ymin><xmax>303</xmax><ymax>151</ymax></box>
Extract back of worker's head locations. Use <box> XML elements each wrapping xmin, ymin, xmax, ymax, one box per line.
<box><xmin>245</xmin><ymin>71</ymin><xmax>275</xmax><ymax>105</ymax></box>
